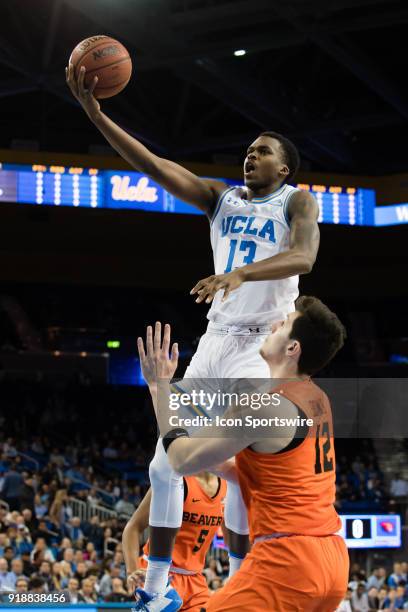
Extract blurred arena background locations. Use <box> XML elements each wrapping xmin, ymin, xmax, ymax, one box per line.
<box><xmin>1</xmin><ymin>0</ymin><xmax>408</xmax><ymax>610</ymax></box>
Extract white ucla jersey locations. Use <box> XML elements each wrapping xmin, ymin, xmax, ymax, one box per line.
<box><xmin>208</xmin><ymin>184</ymin><xmax>300</xmax><ymax>326</ymax></box>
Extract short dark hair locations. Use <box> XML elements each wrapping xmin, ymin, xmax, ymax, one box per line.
<box><xmin>290</xmin><ymin>296</ymin><xmax>346</xmax><ymax>375</ymax></box>
<box><xmin>28</xmin><ymin>576</ymin><xmax>45</xmax><ymax>589</ymax></box>
<box><xmin>259</xmin><ymin>131</ymin><xmax>300</xmax><ymax>183</ymax></box>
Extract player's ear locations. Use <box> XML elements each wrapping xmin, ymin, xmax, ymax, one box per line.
<box><xmin>287</xmin><ymin>339</ymin><xmax>301</xmax><ymax>359</ymax></box>
<box><xmin>280</xmin><ymin>164</ymin><xmax>290</xmax><ymax>179</ymax></box>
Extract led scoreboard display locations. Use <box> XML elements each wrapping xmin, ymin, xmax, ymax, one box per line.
<box><xmin>339</xmin><ymin>514</ymin><xmax>401</xmax><ymax>548</ymax></box>
<box><xmin>0</xmin><ymin>162</ymin><xmax>376</xmax><ymax>226</ymax></box>
<box><xmin>212</xmin><ymin>514</ymin><xmax>401</xmax><ymax>550</ymax></box>
<box><xmin>0</xmin><ymin>163</ymin><xmax>103</xmax><ymax>208</ymax></box>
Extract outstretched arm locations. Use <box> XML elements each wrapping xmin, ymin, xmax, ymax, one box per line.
<box><xmin>122</xmin><ymin>488</ymin><xmax>152</xmax><ymax>591</ymax></box>
<box><xmin>65</xmin><ymin>64</ymin><xmax>227</xmax><ymax>216</ymax></box>
<box><xmin>191</xmin><ymin>189</ymin><xmax>320</xmax><ymax>303</ymax></box>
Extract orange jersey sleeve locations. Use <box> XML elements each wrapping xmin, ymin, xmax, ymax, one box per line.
<box><xmin>236</xmin><ymin>378</ymin><xmax>341</xmax><ymax>540</ymax></box>
<box><xmin>143</xmin><ymin>476</ymin><xmax>226</xmax><ymax>573</ymax></box>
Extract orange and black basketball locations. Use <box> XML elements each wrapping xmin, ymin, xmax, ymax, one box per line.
<box><xmin>69</xmin><ymin>35</ymin><xmax>132</xmax><ymax>99</ymax></box>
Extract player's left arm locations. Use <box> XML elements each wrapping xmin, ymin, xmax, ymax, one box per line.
<box><xmin>164</xmin><ymin>397</ymin><xmax>297</xmax><ymax>475</ymax></box>
<box><xmin>191</xmin><ymin>190</ymin><xmax>320</xmax><ymax>304</ymax></box>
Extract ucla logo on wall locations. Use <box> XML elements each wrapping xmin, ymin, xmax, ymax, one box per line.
<box><xmin>110</xmin><ymin>175</ymin><xmax>158</xmax><ymax>203</ymax></box>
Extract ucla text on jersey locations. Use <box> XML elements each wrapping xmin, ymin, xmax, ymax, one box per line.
<box><xmin>208</xmin><ymin>184</ymin><xmax>302</xmax><ymax>326</ymax></box>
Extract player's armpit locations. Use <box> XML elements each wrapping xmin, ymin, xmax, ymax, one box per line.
<box><xmin>148</xmin><ymin>157</ymin><xmax>228</xmax><ymax>217</ymax></box>
<box><xmin>207</xmin><ymin>458</ymin><xmax>239</xmax><ymax>483</ymax></box>
<box><xmin>287</xmin><ymin>189</ymin><xmax>320</xmax><ymax>272</ymax></box>
<box><xmin>238</xmin><ymin>190</ymin><xmax>319</xmax><ymax>282</ymax></box>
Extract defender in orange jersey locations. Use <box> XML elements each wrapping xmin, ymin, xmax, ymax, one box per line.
<box><xmin>123</xmin><ymin>472</ymin><xmax>226</xmax><ymax>611</ymax></box>
<box><xmin>137</xmin><ymin>297</ymin><xmax>350</xmax><ymax>612</ymax></box>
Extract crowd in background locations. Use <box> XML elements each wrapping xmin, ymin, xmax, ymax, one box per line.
<box><xmin>2</xmin><ymin>379</ymin><xmax>408</xmax><ymax>608</ymax></box>
<box><xmin>337</xmin><ymin>562</ymin><xmax>408</xmax><ymax>611</ymax></box>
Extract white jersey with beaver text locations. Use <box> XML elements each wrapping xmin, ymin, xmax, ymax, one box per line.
<box><xmin>207</xmin><ymin>184</ymin><xmax>301</xmax><ymax>326</ymax></box>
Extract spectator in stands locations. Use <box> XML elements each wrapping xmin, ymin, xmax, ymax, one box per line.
<box><xmin>349</xmin><ymin>571</ymin><xmax>366</xmax><ymax>591</ymax></box>
<box><xmin>87</xmin><ymin>488</ymin><xmax>99</xmax><ymax>507</ymax></box>
<box><xmin>51</xmin><ymin>562</ymin><xmax>64</xmax><ymax>590</ymax></box>
<box><xmin>28</xmin><ymin>575</ymin><xmax>46</xmax><ymax>594</ymax></box>
<box><xmin>1</xmin><ymin>464</ymin><xmax>23</xmax><ymax>510</ymax></box>
<box><xmin>391</xmin><ymin>473</ymin><xmax>408</xmax><ymax>498</ymax></box>
<box><xmin>50</xmin><ymin>448</ymin><xmax>65</xmax><ymax>467</ymax></box>
<box><xmin>65</xmin><ymin>516</ymin><xmax>84</xmax><ymax>544</ymax></box>
<box><xmin>67</xmin><ymin>577</ymin><xmax>80</xmax><ymax>603</ymax></box>
<box><xmin>0</xmin><ymin>557</ymin><xmax>14</xmax><ymax>590</ymax></box>
<box><xmin>114</xmin><ymin>493</ymin><xmax>134</xmax><ymax>516</ymax></box>
<box><xmin>34</xmin><ymin>519</ymin><xmax>55</xmax><ymax>545</ymax></box>
<box><xmin>15</xmin><ymin>577</ymin><xmax>29</xmax><ymax>593</ymax></box>
<box><xmin>393</xmin><ymin>584</ymin><xmax>407</xmax><ymax>609</ymax></box>
<box><xmin>78</xmin><ymin>577</ymin><xmax>97</xmax><ymax>603</ymax></box>
<box><xmin>87</xmin><ymin>572</ymin><xmax>100</xmax><ymax>597</ymax></box>
<box><xmin>20</xmin><ymin>474</ymin><xmax>36</xmax><ymax>513</ymax></box>
<box><xmin>56</xmin><ymin>537</ymin><xmax>72</xmax><ymax>560</ymax></box>
<box><xmin>336</xmin><ymin>587</ymin><xmax>353</xmax><ymax>612</ymax></box>
<box><xmin>82</xmin><ymin>515</ymin><xmax>104</xmax><ymax>552</ymax></box>
<box><xmin>74</xmin><ymin>560</ymin><xmax>88</xmax><ymax>582</ymax></box>
<box><xmin>21</xmin><ymin>508</ymin><xmax>37</xmax><ymax>533</ymax></box>
<box><xmin>34</xmin><ymin>494</ymin><xmax>48</xmax><ymax>518</ymax></box>
<box><xmin>3</xmin><ymin>546</ymin><xmax>14</xmax><ymax>566</ymax></box>
<box><xmin>0</xmin><ymin>508</ymin><xmax>8</xmax><ymax>532</ymax></box>
<box><xmin>367</xmin><ymin>566</ymin><xmax>387</xmax><ymax>590</ymax></box>
<box><xmin>30</xmin><ymin>537</ymin><xmax>55</xmax><ymax>566</ymax></box>
<box><xmin>388</xmin><ymin>562</ymin><xmax>406</xmax><ymax>587</ymax></box>
<box><xmin>15</xmin><ymin>524</ymin><xmax>33</xmax><ymax>556</ymax></box>
<box><xmin>377</xmin><ymin>586</ymin><xmax>388</xmax><ymax>609</ymax></box>
<box><xmin>382</xmin><ymin>588</ymin><xmax>397</xmax><ymax>609</ymax></box>
<box><xmin>10</xmin><ymin>558</ymin><xmax>27</xmax><ymax>586</ymax></box>
<box><xmin>351</xmin><ymin>582</ymin><xmax>370</xmax><ymax>611</ymax></box>
<box><xmin>99</xmin><ymin>564</ymin><xmax>121</xmax><ymax>598</ymax></box>
<box><xmin>36</xmin><ymin>560</ymin><xmax>55</xmax><ymax>592</ymax></box>
<box><xmin>110</xmin><ymin>550</ymin><xmax>126</xmax><ymax>578</ymax></box>
<box><xmin>367</xmin><ymin>586</ymin><xmax>380</xmax><ymax>609</ymax></box>
<box><xmin>49</xmin><ymin>489</ymin><xmax>69</xmax><ymax>527</ymax></box>
<box><xmin>62</xmin><ymin>547</ymin><xmax>75</xmax><ymax>571</ymax></box>
<box><xmin>83</xmin><ymin>541</ymin><xmax>97</xmax><ymax>564</ymax></box>
<box><xmin>104</xmin><ymin>577</ymin><xmax>132</xmax><ymax>603</ymax></box>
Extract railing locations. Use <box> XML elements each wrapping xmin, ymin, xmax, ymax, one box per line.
<box><xmin>67</xmin><ymin>498</ymin><xmax>118</xmax><ymax>523</ymax></box>
<box><xmin>12</xmin><ymin>450</ymin><xmax>40</xmax><ymax>471</ymax></box>
<box><xmin>66</xmin><ymin>476</ymin><xmax>116</xmax><ymax>508</ymax></box>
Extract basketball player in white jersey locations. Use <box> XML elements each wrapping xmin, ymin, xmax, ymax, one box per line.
<box><xmin>66</xmin><ymin>65</ymin><xmax>320</xmax><ymax>612</ymax></box>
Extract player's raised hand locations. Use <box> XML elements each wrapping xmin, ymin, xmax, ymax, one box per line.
<box><xmin>190</xmin><ymin>269</ymin><xmax>245</xmax><ymax>304</ymax></box>
<box><xmin>65</xmin><ymin>63</ymin><xmax>100</xmax><ymax>121</ymax></box>
<box><xmin>137</xmin><ymin>322</ymin><xmax>179</xmax><ymax>385</ymax></box>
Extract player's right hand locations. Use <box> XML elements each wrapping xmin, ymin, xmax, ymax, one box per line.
<box><xmin>65</xmin><ymin>63</ymin><xmax>100</xmax><ymax>121</ymax></box>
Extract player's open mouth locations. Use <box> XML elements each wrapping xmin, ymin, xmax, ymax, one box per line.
<box><xmin>244</xmin><ymin>162</ymin><xmax>256</xmax><ymax>174</ymax></box>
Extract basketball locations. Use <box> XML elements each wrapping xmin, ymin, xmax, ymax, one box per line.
<box><xmin>69</xmin><ymin>35</ymin><xmax>132</xmax><ymax>99</ymax></box>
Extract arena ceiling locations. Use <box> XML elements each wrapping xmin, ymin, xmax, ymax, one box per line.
<box><xmin>1</xmin><ymin>0</ymin><xmax>407</xmax><ymax>174</ymax></box>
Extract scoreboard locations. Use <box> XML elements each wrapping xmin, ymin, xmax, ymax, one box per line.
<box><xmin>338</xmin><ymin>514</ymin><xmax>401</xmax><ymax>549</ymax></box>
<box><xmin>0</xmin><ymin>161</ymin><xmax>377</xmax><ymax>226</ymax></box>
<box><xmin>213</xmin><ymin>514</ymin><xmax>401</xmax><ymax>550</ymax></box>
<box><xmin>0</xmin><ymin>163</ymin><xmax>103</xmax><ymax>208</ymax></box>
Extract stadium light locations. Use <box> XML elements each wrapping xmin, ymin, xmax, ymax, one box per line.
<box><xmin>234</xmin><ymin>49</ymin><xmax>246</xmax><ymax>57</ymax></box>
